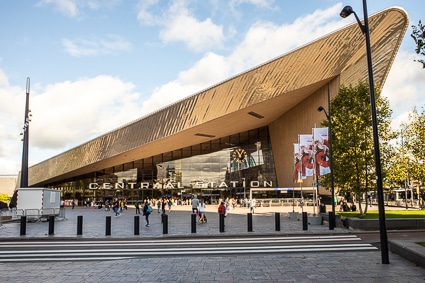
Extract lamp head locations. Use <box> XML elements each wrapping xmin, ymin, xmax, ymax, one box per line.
<box><xmin>340</xmin><ymin>6</ymin><xmax>354</xmax><ymax>18</ymax></box>
<box><xmin>317</xmin><ymin>106</ymin><xmax>325</xmax><ymax>112</ymax></box>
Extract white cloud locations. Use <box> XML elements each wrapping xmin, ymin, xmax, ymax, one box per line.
<box><xmin>62</xmin><ymin>35</ymin><xmax>133</xmax><ymax>57</ymax></box>
<box><xmin>161</xmin><ymin>1</ymin><xmax>225</xmax><ymax>51</ymax></box>
<box><xmin>137</xmin><ymin>0</ymin><xmax>160</xmax><ymax>26</ymax></box>
<box><xmin>30</xmin><ymin>76</ymin><xmax>142</xmax><ymax>150</ymax></box>
<box><xmin>229</xmin><ymin>0</ymin><xmax>275</xmax><ymax>9</ymax></box>
<box><xmin>160</xmin><ymin>15</ymin><xmax>224</xmax><ymax>52</ymax></box>
<box><xmin>383</xmin><ymin>50</ymin><xmax>425</xmax><ymax>130</ymax></box>
<box><xmin>179</xmin><ymin>52</ymin><xmax>229</xmax><ymax>87</ymax></box>
<box><xmin>39</xmin><ymin>0</ymin><xmax>79</xmax><ymax>17</ymax></box>
<box><xmin>137</xmin><ymin>0</ymin><xmax>225</xmax><ymax>52</ymax></box>
<box><xmin>0</xmin><ymin>69</ymin><xmax>9</xmax><ymax>87</ymax></box>
<box><xmin>38</xmin><ymin>0</ymin><xmax>122</xmax><ymax>17</ymax></box>
<box><xmin>0</xmin><ymin>73</ymin><xmax>32</xmax><ymax>174</ymax></box>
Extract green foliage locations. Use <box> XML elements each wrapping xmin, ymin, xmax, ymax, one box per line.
<box><xmin>0</xmin><ymin>193</ymin><xmax>10</xmax><ymax>202</ymax></box>
<box><xmin>411</xmin><ymin>20</ymin><xmax>425</xmax><ymax>68</ymax></box>
<box><xmin>385</xmin><ymin>141</ymin><xmax>409</xmax><ymax>189</ymax></box>
<box><xmin>397</xmin><ymin>108</ymin><xmax>425</xmax><ymax>185</ymax></box>
<box><xmin>63</xmin><ymin>192</ymin><xmax>72</xmax><ymax>199</ymax></box>
<box><xmin>321</xmin><ymin>82</ymin><xmax>393</xmax><ymax>213</ymax></box>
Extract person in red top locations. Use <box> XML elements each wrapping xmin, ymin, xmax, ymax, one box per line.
<box><xmin>218</xmin><ymin>201</ymin><xmax>226</xmax><ymax>216</ymax></box>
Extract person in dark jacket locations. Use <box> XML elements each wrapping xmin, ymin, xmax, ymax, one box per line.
<box><xmin>135</xmin><ymin>201</ymin><xmax>140</xmax><ymax>214</ymax></box>
<box><xmin>142</xmin><ymin>201</ymin><xmax>152</xmax><ymax>226</ymax></box>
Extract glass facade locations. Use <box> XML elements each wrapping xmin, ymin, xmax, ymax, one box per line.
<box><xmin>48</xmin><ymin>127</ymin><xmax>281</xmax><ymax>204</ymax></box>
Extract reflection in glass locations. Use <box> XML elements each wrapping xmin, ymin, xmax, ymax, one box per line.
<box><xmin>157</xmin><ymin>143</ymin><xmax>265</xmax><ymax>189</ymax></box>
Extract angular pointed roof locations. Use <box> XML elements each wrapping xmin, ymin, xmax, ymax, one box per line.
<box><xmin>29</xmin><ymin>7</ymin><xmax>409</xmax><ymax>186</ymax></box>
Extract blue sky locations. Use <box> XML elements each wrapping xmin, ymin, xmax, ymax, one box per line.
<box><xmin>0</xmin><ymin>0</ymin><xmax>424</xmax><ymax>176</ymax></box>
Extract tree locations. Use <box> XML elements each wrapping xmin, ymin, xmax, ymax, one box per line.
<box><xmin>411</xmin><ymin>20</ymin><xmax>425</xmax><ymax>68</ymax></box>
<box><xmin>320</xmin><ymin>82</ymin><xmax>394</xmax><ymax>214</ymax></box>
<box><xmin>397</xmin><ymin>108</ymin><xmax>425</xmax><ymax>206</ymax></box>
<box><xmin>385</xmin><ymin>130</ymin><xmax>410</xmax><ymax>208</ymax></box>
<box><xmin>0</xmin><ymin>193</ymin><xmax>10</xmax><ymax>202</ymax></box>
<box><xmin>385</xmin><ymin>132</ymin><xmax>408</xmax><ymax>188</ymax></box>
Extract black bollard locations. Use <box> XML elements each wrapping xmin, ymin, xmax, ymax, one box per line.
<box><xmin>219</xmin><ymin>214</ymin><xmax>225</xmax><ymax>232</ymax></box>
<box><xmin>134</xmin><ymin>216</ymin><xmax>140</xmax><ymax>235</ymax></box>
<box><xmin>105</xmin><ymin>216</ymin><xmax>111</xmax><ymax>236</ymax></box>
<box><xmin>329</xmin><ymin>211</ymin><xmax>335</xmax><ymax>230</ymax></box>
<box><xmin>191</xmin><ymin>213</ymin><xmax>197</xmax><ymax>233</ymax></box>
<box><xmin>162</xmin><ymin>213</ymin><xmax>168</xmax><ymax>234</ymax></box>
<box><xmin>275</xmin><ymin>212</ymin><xmax>281</xmax><ymax>231</ymax></box>
<box><xmin>48</xmin><ymin>215</ymin><xmax>55</xmax><ymax>235</ymax></box>
<box><xmin>247</xmin><ymin>213</ymin><xmax>253</xmax><ymax>232</ymax></box>
<box><xmin>302</xmin><ymin>212</ymin><xmax>308</xmax><ymax>230</ymax></box>
<box><xmin>77</xmin><ymin>215</ymin><xmax>83</xmax><ymax>235</ymax></box>
<box><xmin>20</xmin><ymin>216</ymin><xmax>26</xmax><ymax>236</ymax></box>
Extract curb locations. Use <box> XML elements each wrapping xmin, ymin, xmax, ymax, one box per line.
<box><xmin>389</xmin><ymin>239</ymin><xmax>425</xmax><ymax>268</ymax></box>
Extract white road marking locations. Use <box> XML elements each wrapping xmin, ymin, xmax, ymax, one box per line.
<box><xmin>0</xmin><ymin>235</ymin><xmax>377</xmax><ymax>263</ymax></box>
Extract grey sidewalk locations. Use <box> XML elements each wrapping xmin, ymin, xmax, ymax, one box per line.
<box><xmin>1</xmin><ymin>250</ymin><xmax>425</xmax><ymax>283</ymax></box>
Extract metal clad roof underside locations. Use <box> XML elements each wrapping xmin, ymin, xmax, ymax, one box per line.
<box><xmin>29</xmin><ymin>7</ymin><xmax>409</xmax><ymax>186</ymax></box>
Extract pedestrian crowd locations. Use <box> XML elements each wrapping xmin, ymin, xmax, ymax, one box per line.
<box><xmin>73</xmin><ymin>196</ymin><xmax>259</xmax><ymax>228</ymax></box>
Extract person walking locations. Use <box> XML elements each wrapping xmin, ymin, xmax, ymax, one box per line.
<box><xmin>249</xmin><ymin>198</ymin><xmax>255</xmax><ymax>214</ymax></box>
<box><xmin>135</xmin><ymin>201</ymin><xmax>140</xmax><ymax>214</ymax></box>
<box><xmin>142</xmin><ymin>201</ymin><xmax>152</xmax><ymax>227</ymax></box>
<box><xmin>191</xmin><ymin>195</ymin><xmax>200</xmax><ymax>214</ymax></box>
<box><xmin>161</xmin><ymin>198</ymin><xmax>167</xmax><ymax>214</ymax></box>
<box><xmin>157</xmin><ymin>199</ymin><xmax>161</xmax><ymax>213</ymax></box>
<box><xmin>198</xmin><ymin>199</ymin><xmax>207</xmax><ymax>224</ymax></box>
<box><xmin>113</xmin><ymin>199</ymin><xmax>120</xmax><ymax>217</ymax></box>
<box><xmin>167</xmin><ymin>198</ymin><xmax>172</xmax><ymax>212</ymax></box>
<box><xmin>218</xmin><ymin>201</ymin><xmax>226</xmax><ymax>216</ymax></box>
<box><xmin>104</xmin><ymin>200</ymin><xmax>110</xmax><ymax>211</ymax></box>
<box><xmin>119</xmin><ymin>200</ymin><xmax>124</xmax><ymax>213</ymax></box>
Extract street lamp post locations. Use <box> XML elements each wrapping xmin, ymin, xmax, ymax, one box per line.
<box><xmin>20</xmin><ymin>77</ymin><xmax>31</xmax><ymax>188</ymax></box>
<box><xmin>340</xmin><ymin>2</ymin><xmax>389</xmax><ymax>264</ymax></box>
<box><xmin>318</xmin><ymin>84</ymin><xmax>335</xmax><ymax>230</ymax></box>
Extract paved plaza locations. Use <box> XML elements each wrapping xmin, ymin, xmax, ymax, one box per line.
<box><xmin>0</xmin><ymin>205</ymin><xmax>424</xmax><ymax>282</ymax></box>
<box><xmin>1</xmin><ymin>204</ymin><xmax>345</xmax><ymax>238</ymax></box>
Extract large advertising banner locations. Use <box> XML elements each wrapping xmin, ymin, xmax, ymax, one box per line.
<box><xmin>313</xmin><ymin>127</ymin><xmax>331</xmax><ymax>176</ymax></box>
<box><xmin>299</xmin><ymin>134</ymin><xmax>314</xmax><ymax>178</ymax></box>
<box><xmin>293</xmin><ymin>143</ymin><xmax>302</xmax><ymax>182</ymax></box>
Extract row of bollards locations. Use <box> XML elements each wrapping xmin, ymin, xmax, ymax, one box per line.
<box><xmin>219</xmin><ymin>214</ymin><xmax>225</xmax><ymax>232</ymax></box>
<box><xmin>20</xmin><ymin>215</ymin><xmax>55</xmax><ymax>236</ymax></box>
<box><xmin>20</xmin><ymin>216</ymin><xmax>26</xmax><ymax>235</ymax></box>
<box><xmin>19</xmin><ymin>212</ymin><xmax>313</xmax><ymax>236</ymax></box>
<box><xmin>302</xmin><ymin>212</ymin><xmax>308</xmax><ymax>230</ymax></box>
<box><xmin>134</xmin><ymin>216</ymin><xmax>139</xmax><ymax>235</ymax></box>
<box><xmin>106</xmin><ymin>216</ymin><xmax>111</xmax><ymax>236</ymax></box>
<box><xmin>247</xmin><ymin>213</ymin><xmax>253</xmax><ymax>232</ymax></box>
<box><xmin>77</xmin><ymin>215</ymin><xmax>83</xmax><ymax>235</ymax></box>
<box><xmin>191</xmin><ymin>214</ymin><xmax>196</xmax><ymax>233</ymax></box>
<box><xmin>329</xmin><ymin>211</ymin><xmax>335</xmax><ymax>230</ymax></box>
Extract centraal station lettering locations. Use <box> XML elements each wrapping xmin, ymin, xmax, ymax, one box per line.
<box><xmin>89</xmin><ymin>180</ymin><xmax>274</xmax><ymax>190</ymax></box>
